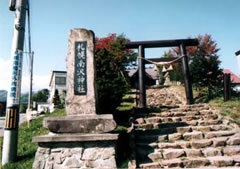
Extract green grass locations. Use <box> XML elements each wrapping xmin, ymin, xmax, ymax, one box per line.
<box><xmin>2</xmin><ymin>109</ymin><xmax>66</xmax><ymax>169</ymax></box>
<box><xmin>117</xmin><ymin>94</ymin><xmax>135</xmax><ymax>112</ymax></box>
<box><xmin>114</xmin><ymin>125</ymin><xmax>128</xmax><ymax>133</ymax></box>
<box><xmin>209</xmin><ymin>97</ymin><xmax>240</xmax><ymax>125</ymax></box>
<box><xmin>115</xmin><ymin>93</ymin><xmax>135</xmax><ymax>169</ymax></box>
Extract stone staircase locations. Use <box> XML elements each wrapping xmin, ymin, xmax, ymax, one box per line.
<box><xmin>133</xmin><ymin>88</ymin><xmax>240</xmax><ymax>168</ymax></box>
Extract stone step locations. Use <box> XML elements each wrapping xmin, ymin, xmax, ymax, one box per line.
<box><xmin>143</xmin><ymin>114</ymin><xmax>218</xmax><ymax>124</ymax></box>
<box><xmin>135</xmin><ymin>139</ymin><xmax>240</xmax><ymax>164</ymax></box>
<box><xmin>139</xmin><ymin>155</ymin><xmax>240</xmax><ymax>168</ymax></box>
<box><xmin>179</xmin><ymin>103</ymin><xmax>209</xmax><ymax>108</ymax></box>
<box><xmin>155</xmin><ymin>136</ymin><xmax>240</xmax><ymax>149</ymax></box>
<box><xmin>135</xmin><ymin>144</ymin><xmax>155</xmax><ymax>163</ymax></box>
<box><xmin>134</xmin><ymin>122</ymin><xmax>188</xmax><ymax>130</ymax></box>
<box><xmin>169</xmin><ymin>105</ymin><xmax>210</xmax><ymax>112</ymax></box>
<box><xmin>134</xmin><ymin>107</ymin><xmax>213</xmax><ymax>119</ymax></box>
<box><xmin>148</xmin><ymin>147</ymin><xmax>238</xmax><ymax>161</ymax></box>
<box><xmin>139</xmin><ymin>162</ymin><xmax>161</xmax><ymax>169</ymax></box>
<box><xmin>208</xmin><ymin>156</ymin><xmax>240</xmax><ymax>167</ymax></box>
<box><xmin>135</xmin><ymin>119</ymin><xmax>224</xmax><ymax>130</ymax></box>
<box><xmin>135</xmin><ymin>125</ymin><xmax>233</xmax><ymax>143</ymax></box>
<box><xmin>150</xmin><ymin>109</ymin><xmax>214</xmax><ymax>118</ymax></box>
<box><xmin>204</xmin><ymin>130</ymin><xmax>237</xmax><ymax>139</ymax></box>
<box><xmin>135</xmin><ymin>134</ymin><xmax>168</xmax><ymax>143</ymax></box>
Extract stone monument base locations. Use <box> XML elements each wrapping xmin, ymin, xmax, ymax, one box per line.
<box><xmin>32</xmin><ymin>133</ymin><xmax>118</xmax><ymax>169</ymax></box>
<box><xmin>43</xmin><ymin>114</ymin><xmax>116</xmax><ymax>134</ymax></box>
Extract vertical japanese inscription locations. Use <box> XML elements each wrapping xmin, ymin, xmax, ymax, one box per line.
<box><xmin>9</xmin><ymin>50</ymin><xmax>23</xmax><ymax>105</ymax></box>
<box><xmin>74</xmin><ymin>41</ymin><xmax>87</xmax><ymax>95</ymax></box>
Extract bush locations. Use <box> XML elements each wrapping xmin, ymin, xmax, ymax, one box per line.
<box><xmin>53</xmin><ymin>89</ymin><xmax>64</xmax><ymax>109</ymax></box>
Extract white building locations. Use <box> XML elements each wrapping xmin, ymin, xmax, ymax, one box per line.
<box><xmin>49</xmin><ymin>71</ymin><xmax>67</xmax><ymax>112</ymax></box>
<box><xmin>37</xmin><ymin>102</ymin><xmax>49</xmax><ymax>114</ymax></box>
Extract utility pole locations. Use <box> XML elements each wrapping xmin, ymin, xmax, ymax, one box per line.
<box><xmin>2</xmin><ymin>0</ymin><xmax>28</xmax><ymax>165</ymax></box>
<box><xmin>27</xmin><ymin>0</ymin><xmax>33</xmax><ymax>113</ymax></box>
<box><xmin>26</xmin><ymin>51</ymin><xmax>33</xmax><ymax>128</ymax></box>
<box><xmin>27</xmin><ymin>52</ymin><xmax>33</xmax><ymax>111</ymax></box>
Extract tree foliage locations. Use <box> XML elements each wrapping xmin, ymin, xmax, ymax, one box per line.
<box><xmin>53</xmin><ymin>89</ymin><xmax>62</xmax><ymax>108</ymax></box>
<box><xmin>95</xmin><ymin>34</ymin><xmax>136</xmax><ymax>114</ymax></box>
<box><xmin>20</xmin><ymin>92</ymin><xmax>29</xmax><ymax>104</ymax></box>
<box><xmin>33</xmin><ymin>89</ymin><xmax>49</xmax><ymax>103</ymax></box>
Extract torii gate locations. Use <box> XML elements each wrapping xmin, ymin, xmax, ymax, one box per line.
<box><xmin>126</xmin><ymin>39</ymin><xmax>199</xmax><ymax>108</ymax></box>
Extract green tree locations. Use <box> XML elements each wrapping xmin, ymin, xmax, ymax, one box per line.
<box><xmin>20</xmin><ymin>92</ymin><xmax>29</xmax><ymax>113</ymax></box>
<box><xmin>169</xmin><ymin>63</ymin><xmax>184</xmax><ymax>83</ymax></box>
<box><xmin>33</xmin><ymin>89</ymin><xmax>49</xmax><ymax>102</ymax></box>
<box><xmin>95</xmin><ymin>34</ymin><xmax>136</xmax><ymax>114</ymax></box>
<box><xmin>53</xmin><ymin>89</ymin><xmax>62</xmax><ymax>108</ymax></box>
<box><xmin>20</xmin><ymin>92</ymin><xmax>29</xmax><ymax>104</ymax></box>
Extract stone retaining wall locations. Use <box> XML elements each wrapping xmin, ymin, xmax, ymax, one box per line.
<box><xmin>33</xmin><ymin>141</ymin><xmax>117</xmax><ymax>169</ymax></box>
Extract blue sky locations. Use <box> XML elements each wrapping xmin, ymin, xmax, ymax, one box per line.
<box><xmin>0</xmin><ymin>0</ymin><xmax>240</xmax><ymax>92</ymax></box>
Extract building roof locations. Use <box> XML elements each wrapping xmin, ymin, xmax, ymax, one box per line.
<box><xmin>235</xmin><ymin>50</ymin><xmax>240</xmax><ymax>56</ymax></box>
<box><xmin>223</xmin><ymin>69</ymin><xmax>240</xmax><ymax>83</ymax></box>
<box><xmin>127</xmin><ymin>68</ymin><xmax>159</xmax><ymax>80</ymax></box>
<box><xmin>49</xmin><ymin>70</ymin><xmax>67</xmax><ymax>87</ymax></box>
<box><xmin>127</xmin><ymin>69</ymin><xmax>137</xmax><ymax>77</ymax></box>
<box><xmin>145</xmin><ymin>68</ymin><xmax>159</xmax><ymax>80</ymax></box>
<box><xmin>52</xmin><ymin>71</ymin><xmax>67</xmax><ymax>74</ymax></box>
<box><xmin>0</xmin><ymin>90</ymin><xmax>7</xmax><ymax>102</ymax></box>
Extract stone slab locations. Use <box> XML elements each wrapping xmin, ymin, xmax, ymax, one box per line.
<box><xmin>183</xmin><ymin>158</ymin><xmax>210</xmax><ymax>168</ymax></box>
<box><xmin>66</xmin><ymin>28</ymin><xmax>97</xmax><ymax>115</ymax></box>
<box><xmin>163</xmin><ymin>149</ymin><xmax>185</xmax><ymax>159</ymax></box>
<box><xmin>43</xmin><ymin>114</ymin><xmax>116</xmax><ymax>133</ymax></box>
<box><xmin>208</xmin><ymin>156</ymin><xmax>234</xmax><ymax>167</ymax></box>
<box><xmin>32</xmin><ymin>133</ymin><xmax>119</xmax><ymax>143</ymax></box>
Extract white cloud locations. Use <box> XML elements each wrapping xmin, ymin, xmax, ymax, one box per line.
<box><xmin>0</xmin><ymin>58</ymin><xmax>11</xmax><ymax>91</ymax></box>
<box><xmin>0</xmin><ymin>58</ymin><xmax>50</xmax><ymax>93</ymax></box>
<box><xmin>32</xmin><ymin>74</ymin><xmax>50</xmax><ymax>92</ymax></box>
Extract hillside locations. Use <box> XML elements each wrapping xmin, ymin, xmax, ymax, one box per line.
<box><xmin>0</xmin><ymin>90</ymin><xmax>7</xmax><ymax>102</ymax></box>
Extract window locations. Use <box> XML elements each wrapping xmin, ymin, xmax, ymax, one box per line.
<box><xmin>55</xmin><ymin>77</ymin><xmax>66</xmax><ymax>85</ymax></box>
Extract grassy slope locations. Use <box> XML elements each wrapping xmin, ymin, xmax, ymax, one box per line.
<box><xmin>115</xmin><ymin>93</ymin><xmax>135</xmax><ymax>169</ymax></box>
<box><xmin>209</xmin><ymin>98</ymin><xmax>240</xmax><ymax>125</ymax></box>
<box><xmin>2</xmin><ymin>109</ymin><xmax>66</xmax><ymax>169</ymax></box>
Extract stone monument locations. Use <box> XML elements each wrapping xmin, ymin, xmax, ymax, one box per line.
<box><xmin>32</xmin><ymin>29</ymin><xmax>118</xmax><ymax>169</ymax></box>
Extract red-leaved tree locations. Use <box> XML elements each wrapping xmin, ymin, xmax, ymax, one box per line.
<box><xmin>95</xmin><ymin>34</ymin><xmax>136</xmax><ymax>113</ymax></box>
